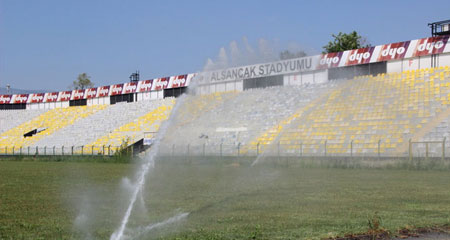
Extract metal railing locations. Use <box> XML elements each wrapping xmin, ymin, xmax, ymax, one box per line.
<box><xmin>0</xmin><ymin>138</ymin><xmax>447</xmax><ymax>160</ymax></box>
<box><xmin>157</xmin><ymin>138</ymin><xmax>449</xmax><ymax>159</ymax></box>
<box><xmin>0</xmin><ymin>145</ymin><xmax>130</xmax><ymax>156</ymax></box>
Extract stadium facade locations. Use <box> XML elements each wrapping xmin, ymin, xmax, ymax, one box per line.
<box><xmin>0</xmin><ymin>35</ymin><xmax>450</xmax><ymax>110</ymax></box>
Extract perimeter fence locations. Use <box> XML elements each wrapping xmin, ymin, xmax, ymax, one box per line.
<box><xmin>0</xmin><ymin>138</ymin><xmax>447</xmax><ymax>161</ymax></box>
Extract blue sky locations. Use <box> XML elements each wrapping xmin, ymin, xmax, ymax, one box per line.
<box><xmin>0</xmin><ymin>0</ymin><xmax>449</xmax><ymax>91</ymax></box>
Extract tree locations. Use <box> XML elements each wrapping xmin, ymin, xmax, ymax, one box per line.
<box><xmin>71</xmin><ymin>73</ymin><xmax>94</xmax><ymax>90</ymax></box>
<box><xmin>322</xmin><ymin>31</ymin><xmax>370</xmax><ymax>53</ymax></box>
<box><xmin>280</xmin><ymin>50</ymin><xmax>307</xmax><ymax>60</ymax></box>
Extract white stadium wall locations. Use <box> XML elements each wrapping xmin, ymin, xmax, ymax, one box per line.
<box><xmin>283</xmin><ymin>69</ymin><xmax>328</xmax><ymax>86</ymax></box>
<box><xmin>386</xmin><ymin>59</ymin><xmax>403</xmax><ymax>73</ymax></box>
<box><xmin>386</xmin><ymin>53</ymin><xmax>450</xmax><ymax>73</ymax></box>
<box><xmin>196</xmin><ymin>80</ymin><xmax>244</xmax><ymax>95</ymax></box>
<box><xmin>439</xmin><ymin>52</ymin><xmax>450</xmax><ymax>66</ymax></box>
<box><xmin>2</xmin><ymin>35</ymin><xmax>450</xmax><ymax>110</ymax></box>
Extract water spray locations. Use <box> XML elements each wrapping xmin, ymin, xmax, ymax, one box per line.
<box><xmin>110</xmin><ymin>97</ymin><xmax>186</xmax><ymax>240</ymax></box>
<box><xmin>131</xmin><ymin>212</ymin><xmax>189</xmax><ymax>239</ymax></box>
<box><xmin>109</xmin><ymin>38</ymin><xmax>289</xmax><ymax>239</ymax></box>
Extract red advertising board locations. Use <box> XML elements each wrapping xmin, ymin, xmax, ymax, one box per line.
<box><xmin>45</xmin><ymin>92</ymin><xmax>59</xmax><ymax>102</ymax></box>
<box><xmin>377</xmin><ymin>41</ymin><xmax>410</xmax><ymax>61</ymax></box>
<box><xmin>28</xmin><ymin>93</ymin><xmax>45</xmax><ymax>103</ymax></box>
<box><xmin>345</xmin><ymin>47</ymin><xmax>375</xmax><ymax>66</ymax></box>
<box><xmin>58</xmin><ymin>91</ymin><xmax>72</xmax><ymax>101</ymax></box>
<box><xmin>412</xmin><ymin>36</ymin><xmax>449</xmax><ymax>57</ymax></box>
<box><xmin>85</xmin><ymin>88</ymin><xmax>97</xmax><ymax>99</ymax></box>
<box><xmin>170</xmin><ymin>75</ymin><xmax>188</xmax><ymax>88</ymax></box>
<box><xmin>12</xmin><ymin>94</ymin><xmax>29</xmax><ymax>104</ymax></box>
<box><xmin>110</xmin><ymin>84</ymin><xmax>123</xmax><ymax>96</ymax></box>
<box><xmin>122</xmin><ymin>82</ymin><xmax>137</xmax><ymax>94</ymax></box>
<box><xmin>137</xmin><ymin>80</ymin><xmax>153</xmax><ymax>92</ymax></box>
<box><xmin>153</xmin><ymin>77</ymin><xmax>170</xmax><ymax>90</ymax></box>
<box><xmin>0</xmin><ymin>95</ymin><xmax>12</xmax><ymax>104</ymax></box>
<box><xmin>71</xmin><ymin>89</ymin><xmax>86</xmax><ymax>100</ymax></box>
<box><xmin>318</xmin><ymin>52</ymin><xmax>343</xmax><ymax>69</ymax></box>
<box><xmin>97</xmin><ymin>86</ymin><xmax>110</xmax><ymax>97</ymax></box>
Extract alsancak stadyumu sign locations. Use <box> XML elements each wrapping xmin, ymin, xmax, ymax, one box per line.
<box><xmin>206</xmin><ymin>56</ymin><xmax>318</xmax><ymax>83</ymax></box>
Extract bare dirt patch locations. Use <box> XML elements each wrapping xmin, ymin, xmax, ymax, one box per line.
<box><xmin>328</xmin><ymin>225</ymin><xmax>450</xmax><ymax>240</ymax></box>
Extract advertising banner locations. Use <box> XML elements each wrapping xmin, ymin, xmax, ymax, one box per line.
<box><xmin>97</xmin><ymin>86</ymin><xmax>110</xmax><ymax>97</ymax></box>
<box><xmin>169</xmin><ymin>74</ymin><xmax>188</xmax><ymax>88</ymax></box>
<box><xmin>376</xmin><ymin>41</ymin><xmax>410</xmax><ymax>62</ymax></box>
<box><xmin>28</xmin><ymin>93</ymin><xmax>45</xmax><ymax>103</ymax></box>
<box><xmin>122</xmin><ymin>82</ymin><xmax>137</xmax><ymax>94</ymax></box>
<box><xmin>318</xmin><ymin>52</ymin><xmax>344</xmax><ymax>69</ymax></box>
<box><xmin>58</xmin><ymin>91</ymin><xmax>72</xmax><ymax>102</ymax></box>
<box><xmin>12</xmin><ymin>94</ymin><xmax>29</xmax><ymax>104</ymax></box>
<box><xmin>110</xmin><ymin>84</ymin><xmax>123</xmax><ymax>96</ymax></box>
<box><xmin>0</xmin><ymin>95</ymin><xmax>12</xmax><ymax>104</ymax></box>
<box><xmin>153</xmin><ymin>77</ymin><xmax>170</xmax><ymax>90</ymax></box>
<box><xmin>345</xmin><ymin>46</ymin><xmax>376</xmax><ymax>66</ymax></box>
<box><xmin>71</xmin><ymin>89</ymin><xmax>86</xmax><ymax>100</ymax></box>
<box><xmin>44</xmin><ymin>92</ymin><xmax>59</xmax><ymax>102</ymax></box>
<box><xmin>85</xmin><ymin>88</ymin><xmax>97</xmax><ymax>99</ymax></box>
<box><xmin>412</xmin><ymin>35</ymin><xmax>449</xmax><ymax>57</ymax></box>
<box><xmin>137</xmin><ymin>80</ymin><xmax>153</xmax><ymax>92</ymax></box>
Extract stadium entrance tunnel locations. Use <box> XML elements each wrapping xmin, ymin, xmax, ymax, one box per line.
<box><xmin>118</xmin><ymin>138</ymin><xmax>150</xmax><ymax>156</ymax></box>
<box><xmin>23</xmin><ymin>128</ymin><xmax>46</xmax><ymax>138</ymax></box>
<box><xmin>131</xmin><ymin>138</ymin><xmax>150</xmax><ymax>153</ymax></box>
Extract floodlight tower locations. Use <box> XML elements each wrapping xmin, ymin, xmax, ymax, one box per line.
<box><xmin>129</xmin><ymin>71</ymin><xmax>140</xmax><ymax>102</ymax></box>
<box><xmin>428</xmin><ymin>19</ymin><xmax>450</xmax><ymax>67</ymax></box>
<box><xmin>129</xmin><ymin>70</ymin><xmax>140</xmax><ymax>83</ymax></box>
<box><xmin>428</xmin><ymin>19</ymin><xmax>450</xmax><ymax>37</ymax></box>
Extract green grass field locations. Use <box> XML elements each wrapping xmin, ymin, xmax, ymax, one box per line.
<box><xmin>0</xmin><ymin>158</ymin><xmax>450</xmax><ymax>239</ymax></box>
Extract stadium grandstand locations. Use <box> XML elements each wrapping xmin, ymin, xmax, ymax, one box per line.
<box><xmin>1</xmin><ymin>34</ymin><xmax>450</xmax><ymax>158</ymax></box>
